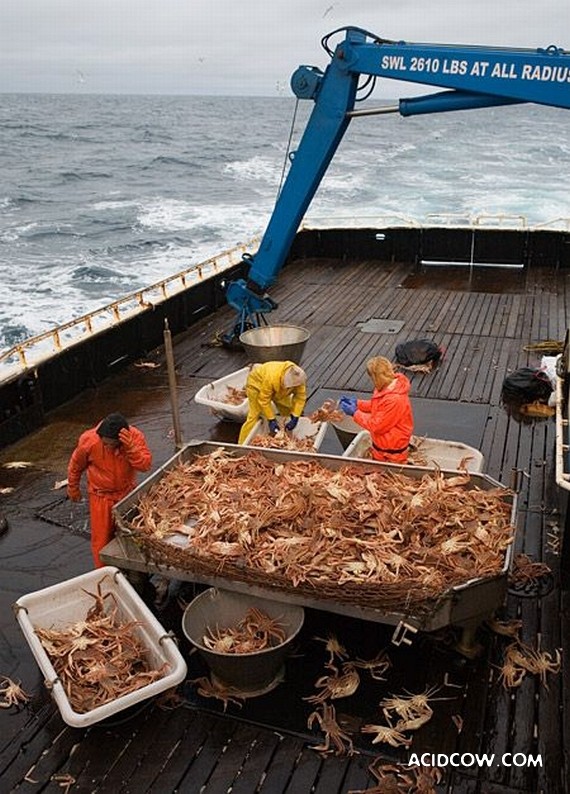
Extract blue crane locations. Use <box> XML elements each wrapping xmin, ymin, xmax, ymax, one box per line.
<box><xmin>223</xmin><ymin>26</ymin><xmax>570</xmax><ymax>344</ymax></box>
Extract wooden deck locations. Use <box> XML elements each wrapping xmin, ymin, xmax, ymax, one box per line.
<box><xmin>0</xmin><ymin>252</ymin><xmax>569</xmax><ymax>793</ymax></box>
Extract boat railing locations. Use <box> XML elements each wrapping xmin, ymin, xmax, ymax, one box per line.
<box><xmin>0</xmin><ymin>238</ymin><xmax>258</xmax><ymax>383</ymax></box>
<box><xmin>303</xmin><ymin>212</ymin><xmax>570</xmax><ymax>231</ymax></box>
<box><xmin>301</xmin><ymin>213</ymin><xmax>422</xmax><ymax>229</ymax></box>
<box><xmin>555</xmin><ymin>370</ymin><xmax>570</xmax><ymax>493</ymax></box>
<box><xmin>419</xmin><ymin>212</ymin><xmax>530</xmax><ymax>228</ymax></box>
<box><xmin>533</xmin><ymin>217</ymin><xmax>570</xmax><ymax>231</ymax></box>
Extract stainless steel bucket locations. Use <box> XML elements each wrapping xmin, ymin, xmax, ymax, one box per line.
<box><xmin>239</xmin><ymin>325</ymin><xmax>310</xmax><ymax>364</ymax></box>
<box><xmin>182</xmin><ymin>588</ymin><xmax>305</xmax><ymax>695</ymax></box>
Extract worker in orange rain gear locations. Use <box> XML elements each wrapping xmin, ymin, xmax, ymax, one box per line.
<box><xmin>339</xmin><ymin>356</ymin><xmax>413</xmax><ymax>464</ymax></box>
<box><xmin>67</xmin><ymin>412</ymin><xmax>152</xmax><ymax>567</ymax></box>
<box><xmin>238</xmin><ymin>361</ymin><xmax>307</xmax><ymax>444</ymax></box>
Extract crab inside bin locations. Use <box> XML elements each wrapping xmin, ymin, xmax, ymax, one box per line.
<box><xmin>242</xmin><ymin>415</ymin><xmax>328</xmax><ymax>449</ymax></box>
<box><xmin>13</xmin><ymin>566</ymin><xmax>188</xmax><ymax>728</ymax></box>
<box><xmin>182</xmin><ymin>588</ymin><xmax>304</xmax><ymax>696</ymax></box>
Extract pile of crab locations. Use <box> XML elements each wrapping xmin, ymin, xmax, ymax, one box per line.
<box><xmin>220</xmin><ymin>386</ymin><xmax>247</xmax><ymax>405</ymax></box>
<box><xmin>202</xmin><ymin>607</ymin><xmax>287</xmax><ymax>654</ymax></box>
<box><xmin>35</xmin><ymin>583</ymin><xmax>167</xmax><ymax>714</ymax></box>
<box><xmin>123</xmin><ymin>448</ymin><xmax>515</xmax><ymax>612</ymax></box>
<box><xmin>309</xmin><ymin>400</ymin><xmax>344</xmax><ymax>423</ymax></box>
<box><xmin>248</xmin><ymin>430</ymin><xmax>319</xmax><ymax>452</ymax></box>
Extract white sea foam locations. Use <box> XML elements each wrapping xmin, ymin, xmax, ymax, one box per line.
<box><xmin>91</xmin><ymin>199</ymin><xmax>138</xmax><ymax>211</ymax></box>
<box><xmin>136</xmin><ymin>197</ymin><xmax>267</xmax><ymax>240</ymax></box>
<box><xmin>223</xmin><ymin>156</ymin><xmax>281</xmax><ymax>185</ymax></box>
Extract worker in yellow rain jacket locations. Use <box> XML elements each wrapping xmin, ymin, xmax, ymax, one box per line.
<box><xmin>238</xmin><ymin>361</ymin><xmax>307</xmax><ymax>444</ymax></box>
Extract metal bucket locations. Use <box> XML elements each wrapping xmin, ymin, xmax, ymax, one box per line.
<box><xmin>182</xmin><ymin>588</ymin><xmax>305</xmax><ymax>695</ymax></box>
<box><xmin>239</xmin><ymin>325</ymin><xmax>310</xmax><ymax>364</ymax></box>
<box><xmin>331</xmin><ymin>415</ymin><xmax>361</xmax><ymax>450</ymax></box>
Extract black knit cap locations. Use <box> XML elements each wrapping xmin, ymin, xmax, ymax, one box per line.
<box><xmin>97</xmin><ymin>412</ymin><xmax>129</xmax><ymax>440</ymax></box>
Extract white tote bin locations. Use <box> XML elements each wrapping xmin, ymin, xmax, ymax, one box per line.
<box><xmin>194</xmin><ymin>366</ymin><xmax>250</xmax><ymax>422</ymax></box>
<box><xmin>330</xmin><ymin>415</ymin><xmax>361</xmax><ymax>450</ymax></box>
<box><xmin>243</xmin><ymin>416</ymin><xmax>328</xmax><ymax>450</ymax></box>
<box><xmin>343</xmin><ymin>431</ymin><xmax>484</xmax><ymax>472</ymax></box>
<box><xmin>13</xmin><ymin>566</ymin><xmax>187</xmax><ymax>728</ymax></box>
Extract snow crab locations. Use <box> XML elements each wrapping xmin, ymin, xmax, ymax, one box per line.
<box><xmin>500</xmin><ymin>641</ymin><xmax>561</xmax><ymax>689</ymax></box>
<box><xmin>352</xmin><ymin>650</ymin><xmax>391</xmax><ymax>680</ymax></box>
<box><xmin>307</xmin><ymin>701</ymin><xmax>355</xmax><ymax>756</ymax></box>
<box><xmin>190</xmin><ymin>675</ymin><xmax>244</xmax><ymax>711</ymax></box>
<box><xmin>360</xmin><ymin>722</ymin><xmax>413</xmax><ymax>748</ymax></box>
<box><xmin>510</xmin><ymin>553</ymin><xmax>551</xmax><ymax>586</ymax></box>
<box><xmin>379</xmin><ymin>685</ymin><xmax>443</xmax><ymax>724</ymax></box>
<box><xmin>351</xmin><ymin>759</ymin><xmax>443</xmax><ymax>794</ymax></box>
<box><xmin>312</xmin><ymin>633</ymin><xmax>349</xmax><ymax>665</ymax></box>
<box><xmin>0</xmin><ymin>677</ymin><xmax>30</xmax><ymax>709</ymax></box>
<box><xmin>202</xmin><ymin>607</ymin><xmax>287</xmax><ymax>654</ymax></box>
<box><xmin>309</xmin><ymin>400</ymin><xmax>344</xmax><ymax>423</ymax></box>
<box><xmin>304</xmin><ymin>662</ymin><xmax>361</xmax><ymax>704</ymax></box>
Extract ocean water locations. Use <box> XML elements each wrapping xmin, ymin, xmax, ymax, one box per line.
<box><xmin>1</xmin><ymin>92</ymin><xmax>570</xmax><ymax>352</ymax></box>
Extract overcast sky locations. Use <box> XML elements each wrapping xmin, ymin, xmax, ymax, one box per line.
<box><xmin>1</xmin><ymin>0</ymin><xmax>569</xmax><ymax>96</ymax></box>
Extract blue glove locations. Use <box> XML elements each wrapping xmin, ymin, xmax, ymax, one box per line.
<box><xmin>285</xmin><ymin>415</ymin><xmax>299</xmax><ymax>431</ymax></box>
<box><xmin>268</xmin><ymin>418</ymin><xmax>279</xmax><ymax>434</ymax></box>
<box><xmin>339</xmin><ymin>396</ymin><xmax>357</xmax><ymax>416</ymax></box>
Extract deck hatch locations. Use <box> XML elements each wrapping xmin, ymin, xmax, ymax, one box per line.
<box><xmin>357</xmin><ymin>318</ymin><xmax>404</xmax><ymax>334</ymax></box>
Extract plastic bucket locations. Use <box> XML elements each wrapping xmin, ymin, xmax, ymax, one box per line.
<box><xmin>182</xmin><ymin>588</ymin><xmax>304</xmax><ymax>695</ymax></box>
<box><xmin>331</xmin><ymin>415</ymin><xmax>361</xmax><ymax>450</ymax></box>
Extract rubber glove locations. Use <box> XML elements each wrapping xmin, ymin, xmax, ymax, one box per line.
<box><xmin>67</xmin><ymin>485</ymin><xmax>82</xmax><ymax>502</ymax></box>
<box><xmin>268</xmin><ymin>419</ymin><xmax>279</xmax><ymax>434</ymax></box>
<box><xmin>118</xmin><ymin>427</ymin><xmax>135</xmax><ymax>450</ymax></box>
<box><xmin>339</xmin><ymin>396</ymin><xmax>357</xmax><ymax>416</ymax></box>
<box><xmin>285</xmin><ymin>415</ymin><xmax>299</xmax><ymax>431</ymax></box>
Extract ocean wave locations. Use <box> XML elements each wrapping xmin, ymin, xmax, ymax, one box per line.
<box><xmin>0</xmin><ymin>195</ymin><xmax>38</xmax><ymax>210</ymax></box>
<box><xmin>91</xmin><ymin>199</ymin><xmax>139</xmax><ymax>211</ymax></box>
<box><xmin>0</xmin><ymin>221</ymin><xmax>80</xmax><ymax>243</ymax></box>
<box><xmin>0</xmin><ymin>322</ymin><xmax>32</xmax><ymax>349</ymax></box>
<box><xmin>19</xmin><ymin>130</ymin><xmax>80</xmax><ymax>142</ymax></box>
<box><xmin>71</xmin><ymin>264</ymin><xmax>130</xmax><ymax>282</ymax></box>
<box><xmin>58</xmin><ymin>170</ymin><xmax>112</xmax><ymax>183</ymax></box>
<box><xmin>103</xmin><ymin>238</ymin><xmax>174</xmax><ymax>255</ymax></box>
<box><xmin>145</xmin><ymin>155</ymin><xmax>198</xmax><ymax>169</ymax></box>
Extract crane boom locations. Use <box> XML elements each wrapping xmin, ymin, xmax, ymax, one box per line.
<box><xmin>223</xmin><ymin>27</ymin><xmax>570</xmax><ymax>343</ymax></box>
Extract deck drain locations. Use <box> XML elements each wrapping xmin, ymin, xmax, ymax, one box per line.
<box><xmin>358</xmin><ymin>318</ymin><xmax>405</xmax><ymax>334</ymax></box>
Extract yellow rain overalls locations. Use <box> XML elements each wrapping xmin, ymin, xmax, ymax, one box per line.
<box><xmin>238</xmin><ymin>361</ymin><xmax>307</xmax><ymax>444</ymax></box>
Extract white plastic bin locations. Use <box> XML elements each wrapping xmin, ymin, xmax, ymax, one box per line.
<box><xmin>330</xmin><ymin>416</ymin><xmax>361</xmax><ymax>450</ymax></box>
<box><xmin>194</xmin><ymin>367</ymin><xmax>250</xmax><ymax>422</ymax></box>
<box><xmin>243</xmin><ymin>416</ymin><xmax>328</xmax><ymax>450</ymax></box>
<box><xmin>344</xmin><ymin>431</ymin><xmax>484</xmax><ymax>472</ymax></box>
<box><xmin>13</xmin><ymin>566</ymin><xmax>187</xmax><ymax>728</ymax></box>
